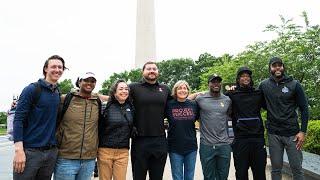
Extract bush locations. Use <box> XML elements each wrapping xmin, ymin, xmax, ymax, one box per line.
<box><xmin>304</xmin><ymin>120</ymin><xmax>320</xmax><ymax>155</ymax></box>
<box><xmin>0</xmin><ymin>112</ymin><xmax>7</xmax><ymax>125</ymax></box>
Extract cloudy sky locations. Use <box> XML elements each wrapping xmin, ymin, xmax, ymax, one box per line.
<box><xmin>1</xmin><ymin>0</ymin><xmax>319</xmax><ymax>111</ymax></box>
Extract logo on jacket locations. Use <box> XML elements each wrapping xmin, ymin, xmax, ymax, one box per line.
<box><xmin>220</xmin><ymin>102</ymin><xmax>225</xmax><ymax>107</ymax></box>
<box><xmin>282</xmin><ymin>86</ymin><xmax>289</xmax><ymax>93</ymax></box>
<box><xmin>159</xmin><ymin>87</ymin><xmax>163</xmax><ymax>92</ymax></box>
<box><xmin>126</xmin><ymin>108</ymin><xmax>131</xmax><ymax>112</ymax></box>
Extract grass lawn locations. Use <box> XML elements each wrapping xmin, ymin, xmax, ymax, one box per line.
<box><xmin>0</xmin><ymin>128</ymin><xmax>6</xmax><ymax>135</ymax></box>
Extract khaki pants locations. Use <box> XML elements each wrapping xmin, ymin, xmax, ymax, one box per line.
<box><xmin>97</xmin><ymin>148</ymin><xmax>129</xmax><ymax>180</ymax></box>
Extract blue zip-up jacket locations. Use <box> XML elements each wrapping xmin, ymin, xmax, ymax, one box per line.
<box><xmin>13</xmin><ymin>79</ymin><xmax>60</xmax><ymax>148</ymax></box>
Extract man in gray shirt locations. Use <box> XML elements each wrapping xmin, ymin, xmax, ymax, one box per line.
<box><xmin>195</xmin><ymin>74</ymin><xmax>232</xmax><ymax>180</ymax></box>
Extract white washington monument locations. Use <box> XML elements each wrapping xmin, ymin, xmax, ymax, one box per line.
<box><xmin>135</xmin><ymin>0</ymin><xmax>156</xmax><ymax>68</ymax></box>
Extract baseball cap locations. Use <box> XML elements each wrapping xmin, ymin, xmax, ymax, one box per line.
<box><xmin>208</xmin><ymin>74</ymin><xmax>222</xmax><ymax>83</ymax></box>
<box><xmin>237</xmin><ymin>66</ymin><xmax>252</xmax><ymax>76</ymax></box>
<box><xmin>79</xmin><ymin>72</ymin><xmax>96</xmax><ymax>80</ymax></box>
<box><xmin>269</xmin><ymin>57</ymin><xmax>283</xmax><ymax>66</ymax></box>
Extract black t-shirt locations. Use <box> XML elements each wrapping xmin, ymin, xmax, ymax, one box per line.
<box><xmin>129</xmin><ymin>80</ymin><xmax>171</xmax><ymax>136</ymax></box>
<box><xmin>165</xmin><ymin>99</ymin><xmax>199</xmax><ymax>155</ymax></box>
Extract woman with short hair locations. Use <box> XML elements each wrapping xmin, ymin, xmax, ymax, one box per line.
<box><xmin>166</xmin><ymin>80</ymin><xmax>199</xmax><ymax>180</ymax></box>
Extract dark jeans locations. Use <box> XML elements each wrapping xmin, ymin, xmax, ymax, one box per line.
<box><xmin>131</xmin><ymin>136</ymin><xmax>167</xmax><ymax>180</ymax></box>
<box><xmin>199</xmin><ymin>143</ymin><xmax>232</xmax><ymax>180</ymax></box>
<box><xmin>268</xmin><ymin>134</ymin><xmax>304</xmax><ymax>180</ymax></box>
<box><xmin>232</xmin><ymin>138</ymin><xmax>267</xmax><ymax>180</ymax></box>
<box><xmin>13</xmin><ymin>147</ymin><xmax>58</xmax><ymax>180</ymax></box>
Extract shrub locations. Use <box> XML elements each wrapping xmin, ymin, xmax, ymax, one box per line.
<box><xmin>0</xmin><ymin>112</ymin><xmax>7</xmax><ymax>125</ymax></box>
<box><xmin>304</xmin><ymin>120</ymin><xmax>320</xmax><ymax>155</ymax></box>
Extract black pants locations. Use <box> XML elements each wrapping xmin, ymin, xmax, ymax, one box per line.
<box><xmin>131</xmin><ymin>136</ymin><xmax>167</xmax><ymax>180</ymax></box>
<box><xmin>232</xmin><ymin>138</ymin><xmax>267</xmax><ymax>180</ymax></box>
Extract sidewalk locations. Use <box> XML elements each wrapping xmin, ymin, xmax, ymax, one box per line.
<box><xmin>0</xmin><ymin>135</ymin><xmax>292</xmax><ymax>180</ymax></box>
<box><xmin>93</xmin><ymin>152</ymin><xmax>291</xmax><ymax>180</ymax></box>
<box><xmin>125</xmin><ymin>153</ymin><xmax>282</xmax><ymax>180</ymax></box>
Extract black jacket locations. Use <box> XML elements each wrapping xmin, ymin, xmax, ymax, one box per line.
<box><xmin>259</xmin><ymin>75</ymin><xmax>309</xmax><ymax>136</ymax></box>
<box><xmin>99</xmin><ymin>101</ymin><xmax>134</xmax><ymax>149</ymax></box>
<box><xmin>129</xmin><ymin>79</ymin><xmax>171</xmax><ymax>136</ymax></box>
<box><xmin>226</xmin><ymin>86</ymin><xmax>265</xmax><ymax>138</ymax></box>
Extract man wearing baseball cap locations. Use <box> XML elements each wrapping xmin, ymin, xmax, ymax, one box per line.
<box><xmin>195</xmin><ymin>74</ymin><xmax>232</xmax><ymax>180</ymax></box>
<box><xmin>259</xmin><ymin>57</ymin><xmax>309</xmax><ymax>180</ymax></box>
<box><xmin>54</xmin><ymin>71</ymin><xmax>103</xmax><ymax>180</ymax></box>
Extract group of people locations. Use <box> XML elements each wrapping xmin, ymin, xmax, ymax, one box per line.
<box><xmin>11</xmin><ymin>55</ymin><xmax>308</xmax><ymax>180</ymax></box>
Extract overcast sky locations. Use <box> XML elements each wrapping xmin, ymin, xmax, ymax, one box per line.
<box><xmin>1</xmin><ymin>0</ymin><xmax>319</xmax><ymax>111</ymax></box>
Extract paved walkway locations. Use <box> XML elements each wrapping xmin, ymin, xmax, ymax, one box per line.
<box><xmin>93</xmin><ymin>152</ymin><xmax>291</xmax><ymax>179</ymax></box>
<box><xmin>0</xmin><ymin>135</ymin><xmax>292</xmax><ymax>180</ymax></box>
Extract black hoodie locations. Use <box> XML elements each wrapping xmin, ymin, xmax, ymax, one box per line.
<box><xmin>226</xmin><ymin>68</ymin><xmax>265</xmax><ymax>139</ymax></box>
<box><xmin>259</xmin><ymin>75</ymin><xmax>309</xmax><ymax>136</ymax></box>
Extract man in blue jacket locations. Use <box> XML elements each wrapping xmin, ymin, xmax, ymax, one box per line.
<box><xmin>259</xmin><ymin>57</ymin><xmax>309</xmax><ymax>180</ymax></box>
<box><xmin>13</xmin><ymin>55</ymin><xmax>67</xmax><ymax>180</ymax></box>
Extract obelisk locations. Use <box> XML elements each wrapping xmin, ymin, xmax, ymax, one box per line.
<box><xmin>135</xmin><ymin>0</ymin><xmax>156</xmax><ymax>69</ymax></box>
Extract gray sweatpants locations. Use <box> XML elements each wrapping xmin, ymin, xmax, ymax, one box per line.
<box><xmin>268</xmin><ymin>133</ymin><xmax>304</xmax><ymax>180</ymax></box>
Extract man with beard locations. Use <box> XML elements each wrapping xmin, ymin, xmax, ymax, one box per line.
<box><xmin>259</xmin><ymin>57</ymin><xmax>309</xmax><ymax>180</ymax></box>
<box><xmin>226</xmin><ymin>67</ymin><xmax>267</xmax><ymax>180</ymax></box>
<box><xmin>195</xmin><ymin>74</ymin><xmax>232</xmax><ymax>180</ymax></box>
<box><xmin>129</xmin><ymin>61</ymin><xmax>172</xmax><ymax>180</ymax></box>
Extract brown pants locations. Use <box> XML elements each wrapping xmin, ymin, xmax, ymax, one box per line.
<box><xmin>97</xmin><ymin>148</ymin><xmax>129</xmax><ymax>180</ymax></box>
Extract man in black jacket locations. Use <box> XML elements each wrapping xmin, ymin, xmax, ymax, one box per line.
<box><xmin>129</xmin><ymin>61</ymin><xmax>171</xmax><ymax>180</ymax></box>
<box><xmin>226</xmin><ymin>67</ymin><xmax>267</xmax><ymax>180</ymax></box>
<box><xmin>259</xmin><ymin>57</ymin><xmax>309</xmax><ymax>180</ymax></box>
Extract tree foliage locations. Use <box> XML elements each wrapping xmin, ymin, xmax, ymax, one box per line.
<box><xmin>157</xmin><ymin>58</ymin><xmax>195</xmax><ymax>90</ymax></box>
<box><xmin>58</xmin><ymin>79</ymin><xmax>74</xmax><ymax>94</ymax></box>
<box><xmin>201</xmin><ymin>12</ymin><xmax>320</xmax><ymax>119</ymax></box>
<box><xmin>0</xmin><ymin>112</ymin><xmax>7</xmax><ymax>125</ymax></box>
<box><xmin>100</xmin><ymin>69</ymin><xmax>141</xmax><ymax>95</ymax></box>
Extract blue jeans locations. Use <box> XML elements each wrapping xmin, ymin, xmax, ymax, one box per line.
<box><xmin>169</xmin><ymin>151</ymin><xmax>197</xmax><ymax>180</ymax></box>
<box><xmin>54</xmin><ymin>158</ymin><xmax>95</xmax><ymax>180</ymax></box>
<box><xmin>199</xmin><ymin>143</ymin><xmax>232</xmax><ymax>180</ymax></box>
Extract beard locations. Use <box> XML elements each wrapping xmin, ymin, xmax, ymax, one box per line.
<box><xmin>144</xmin><ymin>73</ymin><xmax>158</xmax><ymax>81</ymax></box>
<box><xmin>271</xmin><ymin>69</ymin><xmax>284</xmax><ymax>78</ymax></box>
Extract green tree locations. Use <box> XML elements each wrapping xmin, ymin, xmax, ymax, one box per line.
<box><xmin>100</xmin><ymin>69</ymin><xmax>141</xmax><ymax>95</ymax></box>
<box><xmin>59</xmin><ymin>79</ymin><xmax>74</xmax><ymax>94</ymax></box>
<box><xmin>201</xmin><ymin>12</ymin><xmax>320</xmax><ymax>119</ymax></box>
<box><xmin>157</xmin><ymin>58</ymin><xmax>196</xmax><ymax>90</ymax></box>
<box><xmin>0</xmin><ymin>112</ymin><xmax>7</xmax><ymax>125</ymax></box>
<box><xmin>199</xmin><ymin>55</ymin><xmax>237</xmax><ymax>91</ymax></box>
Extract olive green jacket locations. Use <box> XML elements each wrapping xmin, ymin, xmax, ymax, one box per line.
<box><xmin>56</xmin><ymin>91</ymin><xmax>100</xmax><ymax>159</ymax></box>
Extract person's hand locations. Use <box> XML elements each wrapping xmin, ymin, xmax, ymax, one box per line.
<box><xmin>226</xmin><ymin>85</ymin><xmax>236</xmax><ymax>91</ymax></box>
<box><xmin>293</xmin><ymin>131</ymin><xmax>305</xmax><ymax>151</ymax></box>
<box><xmin>98</xmin><ymin>94</ymin><xmax>109</xmax><ymax>102</ymax></box>
<box><xmin>13</xmin><ymin>142</ymin><xmax>26</xmax><ymax>173</ymax></box>
<box><xmin>188</xmin><ymin>92</ymin><xmax>204</xmax><ymax>100</ymax></box>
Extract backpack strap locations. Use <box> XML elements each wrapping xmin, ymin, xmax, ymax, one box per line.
<box><xmin>31</xmin><ymin>82</ymin><xmax>42</xmax><ymax>109</ymax></box>
<box><xmin>60</xmin><ymin>92</ymin><xmax>74</xmax><ymax>120</ymax></box>
<box><xmin>96</xmin><ymin>97</ymin><xmax>102</xmax><ymax>117</ymax></box>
